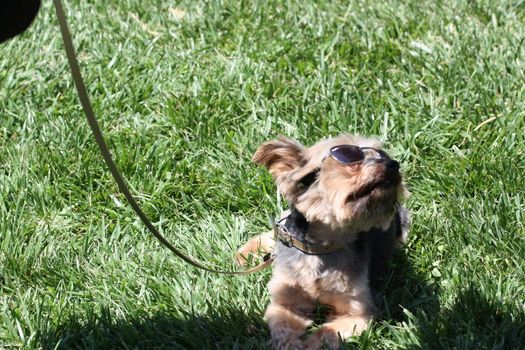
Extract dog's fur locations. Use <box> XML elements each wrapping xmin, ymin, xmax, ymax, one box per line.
<box><xmin>237</xmin><ymin>134</ymin><xmax>410</xmax><ymax>349</ymax></box>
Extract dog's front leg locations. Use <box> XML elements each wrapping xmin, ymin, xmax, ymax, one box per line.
<box><xmin>265</xmin><ymin>302</ymin><xmax>311</xmax><ymax>350</ymax></box>
<box><xmin>304</xmin><ymin>314</ymin><xmax>371</xmax><ymax>349</ymax></box>
<box><xmin>265</xmin><ymin>280</ymin><xmax>316</xmax><ymax>350</ymax></box>
<box><xmin>304</xmin><ymin>292</ymin><xmax>374</xmax><ymax>349</ymax></box>
<box><xmin>235</xmin><ymin>230</ymin><xmax>275</xmax><ymax>265</ymax></box>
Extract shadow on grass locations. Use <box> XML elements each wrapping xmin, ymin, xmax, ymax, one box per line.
<box><xmin>38</xmin><ymin>253</ymin><xmax>435</xmax><ymax>350</ymax></box>
<box><xmin>38</xmin><ymin>254</ymin><xmax>524</xmax><ymax>349</ymax></box>
<box><xmin>40</xmin><ymin>254</ymin><xmax>432</xmax><ymax>350</ymax></box>
<box><xmin>377</xmin><ymin>250</ymin><xmax>441</xmax><ymax>326</ymax></box>
<box><xmin>39</xmin><ymin>306</ymin><xmax>269</xmax><ymax>350</ymax></box>
<box><xmin>378</xmin><ymin>252</ymin><xmax>525</xmax><ymax>349</ymax></box>
<box><xmin>412</xmin><ymin>287</ymin><xmax>525</xmax><ymax>350</ymax></box>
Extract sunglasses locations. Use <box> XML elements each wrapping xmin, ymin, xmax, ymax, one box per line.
<box><xmin>298</xmin><ymin>145</ymin><xmax>394</xmax><ymax>188</ymax></box>
<box><xmin>328</xmin><ymin>145</ymin><xmax>391</xmax><ymax>164</ymax></box>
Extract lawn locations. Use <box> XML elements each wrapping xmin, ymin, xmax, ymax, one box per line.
<box><xmin>1</xmin><ymin>0</ymin><xmax>524</xmax><ymax>349</ymax></box>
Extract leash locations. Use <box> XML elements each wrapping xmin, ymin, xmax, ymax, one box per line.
<box><xmin>53</xmin><ymin>0</ymin><xmax>273</xmax><ymax>275</ymax></box>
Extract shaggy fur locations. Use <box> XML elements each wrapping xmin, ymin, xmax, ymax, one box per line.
<box><xmin>237</xmin><ymin>134</ymin><xmax>410</xmax><ymax>349</ymax></box>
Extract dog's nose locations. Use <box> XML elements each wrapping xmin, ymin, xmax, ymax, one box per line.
<box><xmin>382</xmin><ymin>159</ymin><xmax>401</xmax><ymax>184</ymax></box>
<box><xmin>384</xmin><ymin>159</ymin><xmax>399</xmax><ymax>170</ymax></box>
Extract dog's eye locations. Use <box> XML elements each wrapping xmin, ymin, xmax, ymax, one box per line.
<box><xmin>298</xmin><ymin>169</ymin><xmax>319</xmax><ymax>189</ymax></box>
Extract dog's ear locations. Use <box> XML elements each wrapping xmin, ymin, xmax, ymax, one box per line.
<box><xmin>253</xmin><ymin>136</ymin><xmax>306</xmax><ymax>197</ymax></box>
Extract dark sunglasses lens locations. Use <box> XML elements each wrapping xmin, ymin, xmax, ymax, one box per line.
<box><xmin>331</xmin><ymin>145</ymin><xmax>364</xmax><ymax>164</ymax></box>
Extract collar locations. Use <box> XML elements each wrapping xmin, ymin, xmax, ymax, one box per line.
<box><xmin>272</xmin><ymin>207</ymin><xmax>345</xmax><ymax>255</ymax></box>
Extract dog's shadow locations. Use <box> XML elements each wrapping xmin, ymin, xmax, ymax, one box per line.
<box><xmin>376</xmin><ymin>250</ymin><xmax>440</xmax><ymax>325</ymax></box>
<box><xmin>39</xmin><ymin>306</ymin><xmax>270</xmax><ymax>350</ymax></box>
<box><xmin>374</xmin><ymin>251</ymin><xmax>525</xmax><ymax>349</ymax></box>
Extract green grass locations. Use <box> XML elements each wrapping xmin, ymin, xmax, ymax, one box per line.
<box><xmin>1</xmin><ymin>0</ymin><xmax>524</xmax><ymax>349</ymax></box>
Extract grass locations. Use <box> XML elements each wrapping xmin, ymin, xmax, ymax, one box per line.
<box><xmin>1</xmin><ymin>0</ymin><xmax>524</xmax><ymax>348</ymax></box>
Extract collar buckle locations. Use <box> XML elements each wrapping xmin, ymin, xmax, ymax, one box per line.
<box><xmin>272</xmin><ymin>215</ymin><xmax>345</xmax><ymax>255</ymax></box>
<box><xmin>272</xmin><ymin>218</ymin><xmax>293</xmax><ymax>247</ymax></box>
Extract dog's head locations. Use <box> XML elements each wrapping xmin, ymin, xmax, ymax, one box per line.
<box><xmin>253</xmin><ymin>134</ymin><xmax>408</xmax><ymax>237</ymax></box>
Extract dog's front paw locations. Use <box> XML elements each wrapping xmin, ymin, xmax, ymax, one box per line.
<box><xmin>271</xmin><ymin>335</ymin><xmax>305</xmax><ymax>350</ymax></box>
<box><xmin>304</xmin><ymin>315</ymin><xmax>369</xmax><ymax>349</ymax></box>
<box><xmin>304</xmin><ymin>327</ymin><xmax>340</xmax><ymax>350</ymax></box>
<box><xmin>235</xmin><ymin>247</ymin><xmax>250</xmax><ymax>266</ymax></box>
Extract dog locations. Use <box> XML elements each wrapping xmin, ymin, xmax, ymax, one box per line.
<box><xmin>237</xmin><ymin>134</ymin><xmax>410</xmax><ymax>349</ymax></box>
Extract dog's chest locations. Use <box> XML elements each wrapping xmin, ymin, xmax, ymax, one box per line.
<box><xmin>275</xmin><ymin>243</ymin><xmax>368</xmax><ymax>297</ymax></box>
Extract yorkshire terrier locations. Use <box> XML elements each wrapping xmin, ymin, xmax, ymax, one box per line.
<box><xmin>237</xmin><ymin>134</ymin><xmax>410</xmax><ymax>349</ymax></box>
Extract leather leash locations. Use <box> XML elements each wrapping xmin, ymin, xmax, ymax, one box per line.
<box><xmin>53</xmin><ymin>0</ymin><xmax>273</xmax><ymax>275</ymax></box>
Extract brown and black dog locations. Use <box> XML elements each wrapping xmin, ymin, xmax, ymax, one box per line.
<box><xmin>237</xmin><ymin>134</ymin><xmax>410</xmax><ymax>349</ymax></box>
